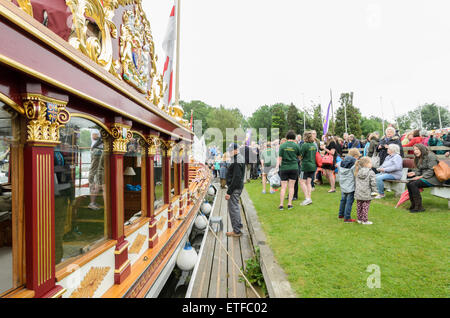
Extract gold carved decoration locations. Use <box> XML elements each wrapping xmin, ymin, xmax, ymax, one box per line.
<box><xmin>146</xmin><ymin>135</ymin><xmax>161</xmax><ymax>156</ymax></box>
<box><xmin>23</xmin><ymin>94</ymin><xmax>70</xmax><ymax>144</ymax></box>
<box><xmin>156</xmin><ymin>216</ymin><xmax>167</xmax><ymax>232</ymax></box>
<box><xmin>100</xmin><ymin>128</ymin><xmax>111</xmax><ymax>153</ymax></box>
<box><xmin>66</xmin><ymin>0</ymin><xmax>121</xmax><ymax>78</ymax></box>
<box><xmin>69</xmin><ymin>267</ymin><xmax>110</xmax><ymax>298</ymax></box>
<box><xmin>63</xmin><ymin>0</ymin><xmax>191</xmax><ymax>128</ymax></box>
<box><xmin>129</xmin><ymin>234</ymin><xmax>146</xmax><ymax>254</ymax></box>
<box><xmin>160</xmin><ymin>140</ymin><xmax>174</xmax><ymax>157</ymax></box>
<box><xmin>9</xmin><ymin>0</ymin><xmax>33</xmax><ymax>17</ymax></box>
<box><xmin>119</xmin><ymin>1</ymin><xmax>154</xmax><ymax>93</ymax></box>
<box><xmin>110</xmin><ymin>123</ymin><xmax>132</xmax><ymax>153</ymax></box>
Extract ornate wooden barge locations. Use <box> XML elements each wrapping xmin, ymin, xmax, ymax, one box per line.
<box><xmin>0</xmin><ymin>0</ymin><xmax>210</xmax><ymax>298</ymax></box>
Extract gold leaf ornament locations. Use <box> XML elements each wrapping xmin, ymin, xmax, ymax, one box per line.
<box><xmin>69</xmin><ymin>267</ymin><xmax>110</xmax><ymax>298</ymax></box>
<box><xmin>66</xmin><ymin>0</ymin><xmax>120</xmax><ymax>76</ymax></box>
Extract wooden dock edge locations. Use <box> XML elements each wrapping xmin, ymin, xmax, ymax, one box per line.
<box><xmin>240</xmin><ymin>189</ymin><xmax>297</xmax><ymax>298</ymax></box>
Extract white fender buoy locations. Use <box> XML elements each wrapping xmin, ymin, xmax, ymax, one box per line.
<box><xmin>208</xmin><ymin>187</ymin><xmax>215</xmax><ymax>196</ymax></box>
<box><xmin>194</xmin><ymin>214</ymin><xmax>207</xmax><ymax>230</ymax></box>
<box><xmin>201</xmin><ymin>202</ymin><xmax>212</xmax><ymax>215</ymax></box>
<box><xmin>176</xmin><ymin>242</ymin><xmax>198</xmax><ymax>271</ymax></box>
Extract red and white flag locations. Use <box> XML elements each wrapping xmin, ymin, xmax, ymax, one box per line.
<box><xmin>162</xmin><ymin>1</ymin><xmax>177</xmax><ymax>107</ymax></box>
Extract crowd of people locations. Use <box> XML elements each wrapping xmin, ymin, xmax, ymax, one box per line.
<box><xmin>207</xmin><ymin>126</ymin><xmax>450</xmax><ymax>236</ymax></box>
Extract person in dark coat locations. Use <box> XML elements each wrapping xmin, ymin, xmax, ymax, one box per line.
<box><xmin>378</xmin><ymin>127</ymin><xmax>404</xmax><ymax>166</ymax></box>
<box><xmin>226</xmin><ymin>143</ymin><xmax>245</xmax><ymax>237</ymax></box>
<box><xmin>406</xmin><ymin>143</ymin><xmax>443</xmax><ymax>212</ymax></box>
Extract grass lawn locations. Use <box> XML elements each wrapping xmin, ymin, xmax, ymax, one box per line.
<box><xmin>245</xmin><ymin>179</ymin><xmax>449</xmax><ymax>298</ymax></box>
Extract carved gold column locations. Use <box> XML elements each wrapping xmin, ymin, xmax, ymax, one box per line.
<box><xmin>22</xmin><ymin>94</ymin><xmax>70</xmax><ymax>298</ymax></box>
<box><xmin>160</xmin><ymin>139</ymin><xmax>174</xmax><ymax>228</ymax></box>
<box><xmin>146</xmin><ymin>135</ymin><xmax>160</xmax><ymax>248</ymax></box>
<box><xmin>109</xmin><ymin>123</ymin><xmax>132</xmax><ymax>284</ymax></box>
<box><xmin>160</xmin><ymin>139</ymin><xmax>174</xmax><ymax>205</ymax></box>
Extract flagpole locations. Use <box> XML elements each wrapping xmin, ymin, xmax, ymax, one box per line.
<box><xmin>391</xmin><ymin>100</ymin><xmax>399</xmax><ymax>131</ymax></box>
<box><xmin>380</xmin><ymin>96</ymin><xmax>385</xmax><ymax>134</ymax></box>
<box><xmin>419</xmin><ymin>103</ymin><xmax>423</xmax><ymax>130</ymax></box>
<box><xmin>330</xmin><ymin>89</ymin><xmax>333</xmax><ymax>133</ymax></box>
<box><xmin>302</xmin><ymin>93</ymin><xmax>306</xmax><ymax>133</ymax></box>
<box><xmin>344</xmin><ymin>98</ymin><xmax>348</xmax><ymax>134</ymax></box>
<box><xmin>174</xmin><ymin>0</ymin><xmax>181</xmax><ymax>105</ymax></box>
<box><xmin>438</xmin><ymin>105</ymin><xmax>442</xmax><ymax>129</ymax></box>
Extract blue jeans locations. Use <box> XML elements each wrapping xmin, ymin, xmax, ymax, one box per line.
<box><xmin>339</xmin><ymin>191</ymin><xmax>354</xmax><ymax>219</ymax></box>
<box><xmin>375</xmin><ymin>173</ymin><xmax>397</xmax><ymax>195</ymax></box>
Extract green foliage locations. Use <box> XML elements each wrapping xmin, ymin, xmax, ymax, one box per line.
<box><xmin>334</xmin><ymin>92</ymin><xmax>362</xmax><ymax>137</ymax></box>
<box><xmin>396</xmin><ymin>103</ymin><xmax>449</xmax><ymax>132</ymax></box>
<box><xmin>206</xmin><ymin>105</ymin><xmax>245</xmax><ymax>150</ymax></box>
<box><xmin>79</xmin><ymin>129</ymin><xmax>92</xmax><ymax>148</ymax></box>
<box><xmin>311</xmin><ymin>103</ymin><xmax>323</xmax><ymax>139</ymax></box>
<box><xmin>271</xmin><ymin>103</ymin><xmax>288</xmax><ymax>138</ymax></box>
<box><xmin>360</xmin><ymin>116</ymin><xmax>384</xmax><ymax>137</ymax></box>
<box><xmin>239</xmin><ymin>246</ymin><xmax>267</xmax><ymax>296</ymax></box>
<box><xmin>248</xmin><ymin>105</ymin><xmax>273</xmax><ymax>139</ymax></box>
<box><xmin>180</xmin><ymin>100</ymin><xmax>214</xmax><ymax>136</ymax></box>
<box><xmin>287</xmin><ymin>103</ymin><xmax>301</xmax><ymax>135</ymax></box>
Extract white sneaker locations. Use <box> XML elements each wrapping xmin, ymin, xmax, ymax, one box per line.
<box><xmin>357</xmin><ymin>220</ymin><xmax>362</xmax><ymax>224</ymax></box>
<box><xmin>362</xmin><ymin>221</ymin><xmax>373</xmax><ymax>225</ymax></box>
<box><xmin>374</xmin><ymin>195</ymin><xmax>385</xmax><ymax>199</ymax></box>
<box><xmin>88</xmin><ymin>203</ymin><xmax>101</xmax><ymax>210</ymax></box>
<box><xmin>301</xmin><ymin>199</ymin><xmax>312</xmax><ymax>206</ymax></box>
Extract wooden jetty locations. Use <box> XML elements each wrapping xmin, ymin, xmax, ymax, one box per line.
<box><xmin>187</xmin><ymin>184</ymin><xmax>296</xmax><ymax>298</ymax></box>
<box><xmin>188</xmin><ymin>185</ymin><xmax>261</xmax><ymax>298</ymax></box>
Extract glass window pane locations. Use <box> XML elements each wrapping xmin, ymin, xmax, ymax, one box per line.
<box><xmin>54</xmin><ymin>117</ymin><xmax>107</xmax><ymax>266</ymax></box>
<box><xmin>154</xmin><ymin>147</ymin><xmax>163</xmax><ymax>210</ymax></box>
<box><xmin>124</xmin><ymin>134</ymin><xmax>143</xmax><ymax>225</ymax></box>
<box><xmin>0</xmin><ymin>104</ymin><xmax>13</xmax><ymax>295</ymax></box>
<box><xmin>181</xmin><ymin>161</ymin><xmax>185</xmax><ymax>192</ymax></box>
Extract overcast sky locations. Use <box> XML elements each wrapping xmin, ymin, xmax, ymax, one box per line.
<box><xmin>142</xmin><ymin>0</ymin><xmax>450</xmax><ymax>121</ymax></box>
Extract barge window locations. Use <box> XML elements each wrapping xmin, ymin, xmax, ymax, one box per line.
<box><xmin>181</xmin><ymin>156</ymin><xmax>185</xmax><ymax>192</ymax></box>
<box><xmin>54</xmin><ymin>117</ymin><xmax>107</xmax><ymax>266</ymax></box>
<box><xmin>154</xmin><ymin>145</ymin><xmax>163</xmax><ymax>211</ymax></box>
<box><xmin>123</xmin><ymin>134</ymin><xmax>143</xmax><ymax>225</ymax></box>
<box><xmin>171</xmin><ymin>152</ymin><xmax>175</xmax><ymax>196</ymax></box>
<box><xmin>0</xmin><ymin>105</ymin><xmax>13</xmax><ymax>295</ymax></box>
<box><xmin>171</xmin><ymin>148</ymin><xmax>179</xmax><ymax>196</ymax></box>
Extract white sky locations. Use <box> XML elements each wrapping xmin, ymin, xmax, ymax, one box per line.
<box><xmin>142</xmin><ymin>0</ymin><xmax>450</xmax><ymax>121</ymax></box>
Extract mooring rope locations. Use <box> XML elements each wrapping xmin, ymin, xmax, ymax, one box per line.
<box><xmin>199</xmin><ymin>212</ymin><xmax>262</xmax><ymax>299</ymax></box>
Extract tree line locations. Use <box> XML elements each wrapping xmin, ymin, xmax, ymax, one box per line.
<box><xmin>181</xmin><ymin>93</ymin><xmax>449</xmax><ymax>146</ymax></box>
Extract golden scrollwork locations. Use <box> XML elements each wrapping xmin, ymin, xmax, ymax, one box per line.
<box><xmin>66</xmin><ymin>0</ymin><xmax>121</xmax><ymax>78</ymax></box>
<box><xmin>9</xmin><ymin>0</ymin><xmax>33</xmax><ymax>17</ymax></box>
<box><xmin>110</xmin><ymin>123</ymin><xmax>132</xmax><ymax>153</ymax></box>
<box><xmin>119</xmin><ymin>1</ymin><xmax>154</xmax><ymax>93</ymax></box>
<box><xmin>159</xmin><ymin>139</ymin><xmax>174</xmax><ymax>157</ymax></box>
<box><xmin>145</xmin><ymin>135</ymin><xmax>161</xmax><ymax>156</ymax></box>
<box><xmin>100</xmin><ymin>128</ymin><xmax>111</xmax><ymax>152</ymax></box>
<box><xmin>22</xmin><ymin>95</ymin><xmax>70</xmax><ymax>144</ymax></box>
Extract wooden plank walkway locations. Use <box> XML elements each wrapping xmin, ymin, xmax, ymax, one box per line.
<box><xmin>189</xmin><ymin>185</ymin><xmax>257</xmax><ymax>298</ymax></box>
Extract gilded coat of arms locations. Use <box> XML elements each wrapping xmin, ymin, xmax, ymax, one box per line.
<box><xmin>120</xmin><ymin>9</ymin><xmax>151</xmax><ymax>94</ymax></box>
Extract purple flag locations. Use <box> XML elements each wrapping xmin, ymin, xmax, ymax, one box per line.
<box><xmin>245</xmin><ymin>129</ymin><xmax>252</xmax><ymax>146</ymax></box>
<box><xmin>323</xmin><ymin>100</ymin><xmax>332</xmax><ymax>135</ymax></box>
